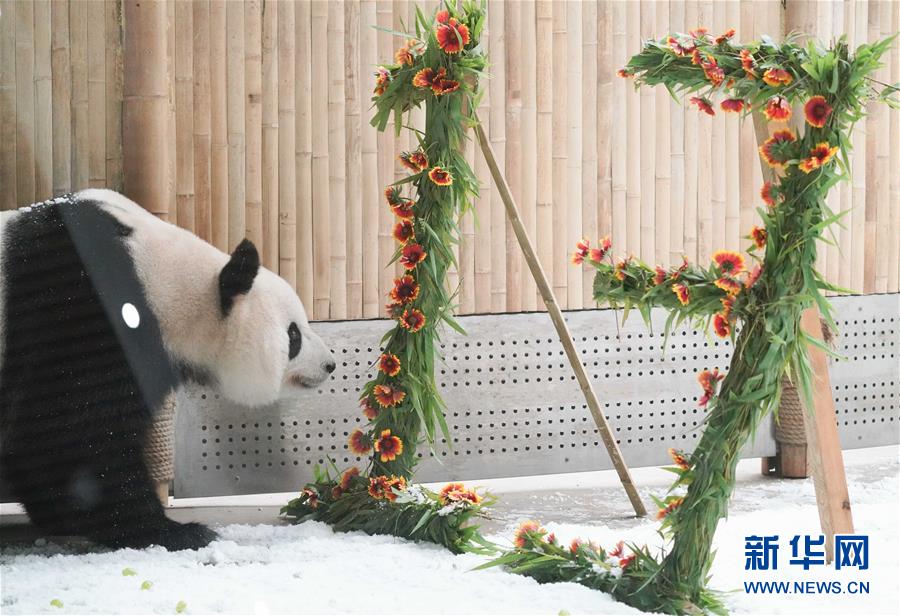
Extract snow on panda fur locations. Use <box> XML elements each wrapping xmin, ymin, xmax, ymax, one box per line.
<box><xmin>0</xmin><ymin>189</ymin><xmax>335</xmax><ymax>550</ymax></box>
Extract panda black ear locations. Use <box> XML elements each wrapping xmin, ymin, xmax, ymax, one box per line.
<box><xmin>219</xmin><ymin>239</ymin><xmax>260</xmax><ymax>316</ymax></box>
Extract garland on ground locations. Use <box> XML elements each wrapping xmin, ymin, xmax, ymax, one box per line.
<box><xmin>485</xmin><ymin>29</ymin><xmax>896</xmax><ymax>614</ymax></box>
<box><xmin>283</xmin><ymin>1</ymin><xmax>491</xmax><ymax>554</ymax></box>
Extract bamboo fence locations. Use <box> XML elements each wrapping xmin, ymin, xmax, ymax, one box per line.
<box><xmin>1</xmin><ymin>0</ymin><xmax>898</xmax><ymax>321</ymax></box>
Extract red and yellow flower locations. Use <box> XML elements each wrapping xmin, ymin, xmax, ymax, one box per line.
<box><xmin>763</xmin><ymin>95</ymin><xmax>792</xmax><ymax>121</ymax></box>
<box><xmin>413</xmin><ymin>67</ymin><xmax>444</xmax><ymax>90</ymax></box>
<box><xmin>713</xmin><ymin>312</ymin><xmax>731</xmax><ymax>338</ymax></box>
<box><xmin>616</xmin><ymin>68</ymin><xmax>634</xmax><ymax>78</ymax></box>
<box><xmin>691</xmin><ymin>49</ymin><xmax>703</xmax><ymax>66</ymax></box>
<box><xmin>435</xmin><ymin>10</ymin><xmax>470</xmax><ymax>54</ymax></box>
<box><xmin>701</xmin><ymin>55</ymin><xmax>725</xmax><ymax>87</ymax></box>
<box><xmin>374</xmin><ymin>67</ymin><xmax>391</xmax><ymax>96</ymax></box>
<box><xmin>721</xmin><ymin>295</ymin><xmax>735</xmax><ymax>319</ymax></box>
<box><xmin>667</xmin><ymin>35</ymin><xmax>695</xmax><ymax>57</ymax></box>
<box><xmin>340</xmin><ymin>466</ymin><xmax>360</xmax><ymax>491</ymax></box>
<box><xmin>428</xmin><ymin>166</ymin><xmax>453</xmax><ymax>186</ymax></box>
<box><xmin>399</xmin><ymin>308</ymin><xmax>426</xmax><ymax>332</ymax></box>
<box><xmin>390</xmin><ymin>275</ymin><xmax>420</xmax><ymax>304</ymax></box>
<box><xmin>374</xmin><ymin>383</ymin><xmax>406</xmax><ymax>408</ymax></box>
<box><xmin>760</xmin><ymin>181</ymin><xmax>776</xmax><ymax>207</ymax></box>
<box><xmin>720</xmin><ymin>98</ymin><xmax>747</xmax><ymax>113</ymax></box>
<box><xmin>740</xmin><ymin>49</ymin><xmax>756</xmax><ymax>78</ymax></box>
<box><xmin>385</xmin><ymin>186</ymin><xmax>402</xmax><ymax>206</ymax></box>
<box><xmin>690</xmin><ymin>96</ymin><xmax>715</xmax><ymax>116</ymax></box>
<box><xmin>399</xmin><ymin>243</ymin><xmax>427</xmax><ymax>269</ymax></box>
<box><xmin>762</xmin><ymin>67</ymin><xmax>793</xmax><ymax>87</ymax></box>
<box><xmin>745</xmin><ymin>264</ymin><xmax>763</xmax><ymax>288</ymax></box>
<box><xmin>758</xmin><ymin>129</ymin><xmax>796</xmax><ymax>169</ymax></box>
<box><xmin>614</xmin><ymin>258</ymin><xmax>631</xmax><ymax>281</ymax></box>
<box><xmin>395</xmin><ymin>45</ymin><xmax>414</xmax><ymax>67</ymax></box>
<box><xmin>432</xmin><ymin>78</ymin><xmax>460</xmax><ymax>96</ymax></box>
<box><xmin>657</xmin><ymin>497</ymin><xmax>684</xmax><ymax>520</ymax></box>
<box><xmin>439</xmin><ymin>482</ymin><xmax>481</xmax><ymax>505</ymax></box>
<box><xmin>589</xmin><ymin>236</ymin><xmax>612</xmax><ymax>264</ymax></box>
<box><xmin>368</xmin><ymin>474</ymin><xmax>407</xmax><ymax>501</ymax></box>
<box><xmin>301</xmin><ymin>487</ymin><xmax>319</xmax><ymax>509</ymax></box>
<box><xmin>348</xmin><ymin>429</ymin><xmax>373</xmax><ymax>455</ymax></box>
<box><xmin>392</xmin><ymin>220</ymin><xmax>415</xmax><ymax>244</ymax></box>
<box><xmin>713</xmin><ymin>250</ymin><xmax>745</xmax><ymax>275</ymax></box>
<box><xmin>750</xmin><ymin>226</ymin><xmax>767</xmax><ymax>249</ymax></box>
<box><xmin>513</xmin><ymin>520</ymin><xmax>546</xmax><ymax>549</ymax></box>
<box><xmin>668</xmin><ymin>448</ymin><xmax>691</xmax><ymax>471</ymax></box>
<box><xmin>697</xmin><ymin>368</ymin><xmax>724</xmax><ymax>407</ymax></box>
<box><xmin>399</xmin><ymin>150</ymin><xmax>429</xmax><ymax>173</ymax></box>
<box><xmin>804</xmin><ymin>95</ymin><xmax>833</xmax><ymax>128</ymax></box>
<box><xmin>689</xmin><ymin>27</ymin><xmax>709</xmax><ymax>41</ymax></box>
<box><xmin>378</xmin><ymin>353</ymin><xmax>401</xmax><ymax>377</ymax></box>
<box><xmin>714</xmin><ymin>276</ymin><xmax>743</xmax><ymax>295</ymax></box>
<box><xmin>654</xmin><ymin>266</ymin><xmax>667</xmax><ymax>286</ymax></box>
<box><xmin>672</xmin><ymin>283</ymin><xmax>690</xmax><ymax>306</ymax></box>
<box><xmin>571</xmin><ymin>238</ymin><xmax>590</xmax><ymax>265</ymax></box>
<box><xmin>374</xmin><ymin>429</ymin><xmax>404</xmax><ymax>463</ymax></box>
<box><xmin>361</xmin><ymin>397</ymin><xmax>380</xmax><ymax>420</ymax></box>
<box><xmin>391</xmin><ymin>199</ymin><xmax>415</xmax><ymax>220</ymax></box>
<box><xmin>715</xmin><ymin>28</ymin><xmax>735</xmax><ymax>44</ymax></box>
<box><xmin>799</xmin><ymin>142</ymin><xmax>839</xmax><ymax>174</ymax></box>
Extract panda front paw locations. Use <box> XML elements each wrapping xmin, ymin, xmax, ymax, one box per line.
<box><xmin>155</xmin><ymin>521</ymin><xmax>218</xmax><ymax>551</ymax></box>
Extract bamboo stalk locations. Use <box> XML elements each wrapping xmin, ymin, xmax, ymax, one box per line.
<box><xmin>375</xmin><ymin>0</ymin><xmax>393</xmax><ymax>317</ymax></box>
<box><xmin>639</xmin><ymin>0</ymin><xmax>656</xmax><ymax>265</ymax></box>
<box><xmin>296</xmin><ymin>0</ymin><xmax>314</xmax><ymax>309</ymax></box>
<box><xmin>695</xmin><ymin>3</ymin><xmax>713</xmax><ymax>261</ymax></box>
<box><xmin>193</xmin><ymin>0</ymin><xmax>212</xmax><ymax>242</ymax></box>
<box><xmin>624</xmin><ymin>0</ymin><xmax>640</xmax><ymax>257</ymax></box>
<box><xmin>610</xmin><ymin>0</ymin><xmax>627</xmax><ymax>256</ymax></box>
<box><xmin>475</xmin><ymin>118</ymin><xmax>647</xmax><ymax>518</ymax></box>
<box><xmin>244</xmin><ymin>0</ymin><xmax>263</xmax><ymax>252</ymax></box>
<box><xmin>519</xmin><ymin>0</ymin><xmax>537</xmax><ymax>312</ymax></box>
<box><xmin>669</xmin><ymin>0</ymin><xmax>686</xmax><ymax>265</ymax></box>
<box><xmin>581</xmin><ymin>0</ymin><xmax>598</xmax><ymax>306</ymax></box>
<box><xmin>345</xmin><ymin>0</ymin><xmax>363</xmax><ymax>319</ymax></box>
<box><xmin>226</xmin><ymin>0</ymin><xmax>246</xmax><ymax>245</ymax></box>
<box><xmin>175</xmin><ymin>0</ymin><xmax>195</xmax><ymax>232</ymax></box>
<box><xmin>489</xmin><ymin>0</ymin><xmax>507</xmax><ymax>313</ymax></box>
<box><xmin>49</xmin><ymin>0</ymin><xmax>71</xmax><ymax>197</ymax></box>
<box><xmin>565</xmin><ymin>0</ymin><xmax>583</xmax><ymax>308</ymax></box>
<box><xmin>653</xmin><ymin>2</ymin><xmax>671</xmax><ymax>268</ymax></box>
<box><xmin>166</xmin><ymin>0</ymin><xmax>175</xmax><ymax>220</ymax></box>
<box><xmin>105</xmin><ymin>0</ymin><xmax>124</xmax><ymax>193</ymax></box>
<box><xmin>837</xmin><ymin>0</ymin><xmax>853</xmax><ymax>292</ymax></box>
<box><xmin>123</xmin><ymin>0</ymin><xmax>168</xmax><ymax>217</ymax></box>
<box><xmin>849</xmin><ymin>0</ymin><xmax>866</xmax><ymax>292</ymax></box>
<box><xmin>597</xmin><ymin>0</ymin><xmax>612</xmax><ymax>250</ymax></box>
<box><xmin>890</xmin><ymin>0</ymin><xmax>900</xmax><ymax>292</ymax></box>
<box><xmin>873</xmin><ymin>0</ymin><xmax>890</xmax><ymax>293</ymax></box>
<box><xmin>311</xmin><ymin>0</ymin><xmax>331</xmax><ymax>319</ymax></box>
<box><xmin>820</xmin><ymin>0</ymin><xmax>840</xmax><ymax>290</ymax></box>
<box><xmin>327</xmin><ymin>0</ymin><xmax>347</xmax><ymax>320</ymax></box>
<box><xmin>738</xmin><ymin>2</ymin><xmax>756</xmax><ymax>268</ymax></box>
<box><xmin>0</xmin><ymin>0</ymin><xmax>16</xmax><ymax>210</ymax></box>
<box><xmin>210</xmin><ymin>0</ymin><xmax>228</xmax><ymax>251</ymax></box>
<box><xmin>71</xmin><ymin>0</ymin><xmax>88</xmax><ymax>192</ymax></box>
<box><xmin>33</xmin><ymin>0</ymin><xmax>51</xmax><ymax>200</ymax></box>
<box><xmin>473</xmin><ymin>8</ymin><xmax>492</xmax><ymax>315</ymax></box>
<box><xmin>88</xmin><ymin>0</ymin><xmax>106</xmax><ymax>190</ymax></box>
<box><xmin>863</xmin><ymin>1</ymin><xmax>878</xmax><ymax>293</ymax></box>
<box><xmin>15</xmin><ymin>0</ymin><xmax>35</xmax><ymax>204</ymax></box>
<box><xmin>261</xmin><ymin>0</ymin><xmax>279</xmax><ymax>272</ymax></box>
<box><xmin>505</xmin><ymin>0</ymin><xmax>522</xmax><ymax>312</ymax></box>
<box><xmin>278</xmin><ymin>0</ymin><xmax>296</xmax><ymax>288</ymax></box>
<box><xmin>683</xmin><ymin>1</ymin><xmax>699</xmax><ymax>261</ymax></box>
<box><xmin>551</xmin><ymin>0</ymin><xmax>568</xmax><ymax>308</ymax></box>
<box><xmin>360</xmin><ymin>0</ymin><xmax>379</xmax><ymax>317</ymax></box>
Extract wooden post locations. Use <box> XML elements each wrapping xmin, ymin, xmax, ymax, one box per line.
<box><xmin>474</xmin><ymin>117</ymin><xmax>647</xmax><ymax>518</ymax></box>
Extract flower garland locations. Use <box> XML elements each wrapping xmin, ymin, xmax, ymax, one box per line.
<box><xmin>283</xmin><ymin>1</ymin><xmax>491</xmax><ymax>554</ymax></box>
<box><xmin>489</xmin><ymin>29</ymin><xmax>897</xmax><ymax>614</ymax></box>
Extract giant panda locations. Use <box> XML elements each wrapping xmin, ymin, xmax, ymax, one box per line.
<box><xmin>0</xmin><ymin>189</ymin><xmax>335</xmax><ymax>551</ymax></box>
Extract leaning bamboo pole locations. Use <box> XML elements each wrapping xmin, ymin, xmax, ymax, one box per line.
<box><xmin>327</xmin><ymin>0</ymin><xmax>347</xmax><ymax>320</ymax></box>
<box><xmin>261</xmin><ymin>0</ymin><xmax>279</xmax><ymax>273</ymax></box>
<box><xmin>296</xmin><ymin>0</ymin><xmax>314</xmax><ymax>309</ymax></box>
<box><xmin>344</xmin><ymin>0</ymin><xmax>363</xmax><ymax>320</ymax></box>
<box><xmin>475</xmin><ymin>118</ymin><xmax>647</xmax><ymax>519</ymax></box>
<box><xmin>226</xmin><ymin>0</ymin><xmax>246</xmax><ymax>246</ymax></box>
<box><xmin>311</xmin><ymin>0</ymin><xmax>331</xmax><ymax>319</ymax></box>
<box><xmin>33</xmin><ymin>0</ymin><xmax>51</xmax><ymax>201</ymax></box>
<box><xmin>123</xmin><ymin>0</ymin><xmax>168</xmax><ymax>218</ymax></box>
<box><xmin>105</xmin><ymin>0</ymin><xmax>124</xmax><ymax>193</ymax></box>
<box><xmin>209</xmin><ymin>0</ymin><xmax>228</xmax><ymax>251</ymax></box>
<box><xmin>504</xmin><ymin>0</ymin><xmax>522</xmax><ymax>313</ymax></box>
<box><xmin>193</xmin><ymin>0</ymin><xmax>212</xmax><ymax>243</ymax></box>
<box><xmin>489</xmin><ymin>0</ymin><xmax>507</xmax><ymax>313</ymax></box>
<box><xmin>175</xmin><ymin>0</ymin><xmax>195</xmax><ymax>233</ymax></box>
<box><xmin>244</xmin><ymin>0</ymin><xmax>264</xmax><ymax>254</ymax></box>
<box><xmin>278</xmin><ymin>0</ymin><xmax>297</xmax><ymax>288</ymax></box>
<box><xmin>360</xmin><ymin>0</ymin><xmax>379</xmax><ymax>318</ymax></box>
<box><xmin>87</xmin><ymin>0</ymin><xmax>106</xmax><ymax>190</ymax></box>
<box><xmin>581</xmin><ymin>0</ymin><xmax>598</xmax><ymax>307</ymax></box>
<box><xmin>15</xmin><ymin>0</ymin><xmax>35</xmax><ymax>204</ymax></box>
<box><xmin>519</xmin><ymin>0</ymin><xmax>537</xmax><ymax>312</ymax></box>
<box><xmin>49</xmin><ymin>0</ymin><xmax>71</xmax><ymax>197</ymax></box>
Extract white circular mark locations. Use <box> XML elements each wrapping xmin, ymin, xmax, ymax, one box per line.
<box><xmin>122</xmin><ymin>303</ymin><xmax>141</xmax><ymax>329</ymax></box>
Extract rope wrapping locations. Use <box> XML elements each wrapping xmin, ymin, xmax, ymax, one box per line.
<box><xmin>145</xmin><ymin>393</ymin><xmax>176</xmax><ymax>483</ymax></box>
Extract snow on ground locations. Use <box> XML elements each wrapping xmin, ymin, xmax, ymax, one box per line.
<box><xmin>2</xmin><ymin>446</ymin><xmax>897</xmax><ymax>615</ymax></box>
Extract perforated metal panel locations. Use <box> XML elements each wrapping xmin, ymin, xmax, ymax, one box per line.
<box><xmin>174</xmin><ymin>294</ymin><xmax>897</xmax><ymax>498</ymax></box>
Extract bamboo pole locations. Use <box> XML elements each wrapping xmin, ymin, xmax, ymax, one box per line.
<box><xmin>106</xmin><ymin>0</ymin><xmax>124</xmax><ymax>193</ymax></box>
<box><xmin>475</xmin><ymin>118</ymin><xmax>647</xmax><ymax>518</ymax></box>
<box><xmin>820</xmin><ymin>2</ymin><xmax>840</xmax><ymax>290</ymax></box>
<box><xmin>87</xmin><ymin>0</ymin><xmax>106</xmax><ymax>190</ymax></box>
<box><xmin>565</xmin><ymin>0</ymin><xmax>583</xmax><ymax>309</ymax></box>
<box><xmin>638</xmin><ymin>0</ymin><xmax>655</xmax><ymax>265</ymax></box>
<box><xmin>311</xmin><ymin>0</ymin><xmax>331</xmax><ymax>319</ymax></box>
<box><xmin>890</xmin><ymin>0</ymin><xmax>900</xmax><ymax>292</ymax></box>
<box><xmin>489</xmin><ymin>0</ymin><xmax>507</xmax><ymax>313</ymax></box>
<box><xmin>261</xmin><ymin>0</ymin><xmax>279</xmax><ymax>273</ymax></box>
<box><xmin>345</xmin><ymin>0</ymin><xmax>363</xmax><ymax>319</ymax></box>
<box><xmin>278</xmin><ymin>0</ymin><xmax>296</xmax><ymax>288</ymax></box>
<box><xmin>653</xmin><ymin>2</ymin><xmax>671</xmax><ymax>268</ymax></box>
<box><xmin>375</xmin><ymin>0</ymin><xmax>392</xmax><ymax>316</ymax></box>
<box><xmin>873</xmin><ymin>0</ymin><xmax>890</xmax><ymax>294</ymax></box>
<box><xmin>244</xmin><ymin>0</ymin><xmax>263</xmax><ymax>252</ymax></box>
<box><xmin>360</xmin><ymin>0</ymin><xmax>379</xmax><ymax>318</ymax></box>
<box><xmin>624</xmin><ymin>0</ymin><xmax>640</xmax><ymax>257</ymax></box>
<box><xmin>49</xmin><ymin>0</ymin><xmax>71</xmax><ymax>197</ymax></box>
<box><xmin>738</xmin><ymin>2</ymin><xmax>756</xmax><ymax>267</ymax></box>
<box><xmin>695</xmin><ymin>2</ymin><xmax>713</xmax><ymax>261</ymax></box>
<box><xmin>683</xmin><ymin>1</ymin><xmax>699</xmax><ymax>261</ymax></box>
<box><xmin>610</xmin><ymin>0</ymin><xmax>627</xmax><ymax>256</ymax></box>
<box><xmin>166</xmin><ymin>0</ymin><xmax>176</xmax><ymax>220</ymax></box>
<box><xmin>226</xmin><ymin>0</ymin><xmax>246</xmax><ymax>245</ymax></box>
<box><xmin>327</xmin><ymin>0</ymin><xmax>347</xmax><ymax>320</ymax></box>
<box><xmin>175</xmin><ymin>0</ymin><xmax>195</xmax><ymax>233</ymax></box>
<box><xmin>505</xmin><ymin>0</ymin><xmax>522</xmax><ymax>313</ymax></box>
<box><xmin>193</xmin><ymin>0</ymin><xmax>211</xmax><ymax>243</ymax></box>
<box><xmin>209</xmin><ymin>0</ymin><xmax>228</xmax><ymax>251</ymax></box>
<box><xmin>551</xmin><ymin>0</ymin><xmax>567</xmax><ymax>308</ymax></box>
<box><xmin>0</xmin><ymin>0</ymin><xmax>16</xmax><ymax>210</ymax></box>
<box><xmin>581</xmin><ymin>0</ymin><xmax>598</xmax><ymax>307</ymax></box>
<box><xmin>669</xmin><ymin>0</ymin><xmax>686</xmax><ymax>265</ymax></box>
<box><xmin>123</xmin><ymin>0</ymin><xmax>168</xmax><ymax>218</ymax></box>
<box><xmin>33</xmin><ymin>0</ymin><xmax>51</xmax><ymax>201</ymax></box>
<box><xmin>837</xmin><ymin>0</ymin><xmax>854</xmax><ymax>292</ymax></box>
<box><xmin>473</xmin><ymin>8</ymin><xmax>492</xmax><ymax>316</ymax></box>
<box><xmin>15</xmin><ymin>0</ymin><xmax>35</xmax><ymax>204</ymax></box>
<box><xmin>296</xmin><ymin>0</ymin><xmax>314</xmax><ymax>310</ymax></box>
<box><xmin>535</xmin><ymin>0</ymin><xmax>552</xmax><ymax>311</ymax></box>
<box><xmin>597</xmin><ymin>0</ymin><xmax>613</xmax><ymax>253</ymax></box>
<box><xmin>849</xmin><ymin>0</ymin><xmax>866</xmax><ymax>292</ymax></box>
<box><xmin>519</xmin><ymin>0</ymin><xmax>537</xmax><ymax>312</ymax></box>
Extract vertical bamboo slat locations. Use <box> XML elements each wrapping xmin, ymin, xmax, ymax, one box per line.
<box><xmin>473</xmin><ymin>8</ymin><xmax>492</xmax><ymax>315</ymax></box>
<box><xmin>708</xmin><ymin>1</ymin><xmax>726</xmax><ymax>257</ymax></box>
<box><xmin>296</xmin><ymin>0</ymin><xmax>314</xmax><ymax>310</ymax></box>
<box><xmin>489</xmin><ymin>0</ymin><xmax>507</xmax><ymax>313</ymax></box>
<box><xmin>850</xmin><ymin>0</ymin><xmax>867</xmax><ymax>292</ymax></box>
<box><xmin>15</xmin><ymin>0</ymin><xmax>35</xmax><ymax>204</ymax></box>
<box><xmin>551</xmin><ymin>0</ymin><xmax>568</xmax><ymax>308</ymax></box>
<box><xmin>277</xmin><ymin>0</ymin><xmax>296</xmax><ymax>288</ymax></box>
<box><xmin>327</xmin><ymin>0</ymin><xmax>347</xmax><ymax>319</ymax></box>
<box><xmin>610</xmin><ymin>0</ymin><xmax>627</xmax><ymax>254</ymax></box>
<box><xmin>375</xmin><ymin>1</ymin><xmax>393</xmax><ymax>317</ymax></box>
<box><xmin>244</xmin><ymin>1</ymin><xmax>263</xmax><ymax>253</ymax></box>
<box><xmin>504</xmin><ymin>0</ymin><xmax>522</xmax><ymax>312</ymax></box>
<box><xmin>838</xmin><ymin>0</ymin><xmax>854</xmax><ymax>292</ymax></box>
<box><xmin>682</xmin><ymin>1</ymin><xmax>699</xmax><ymax>262</ymax></box>
<box><xmin>105</xmin><ymin>0</ymin><xmax>124</xmax><ymax>193</ymax></box>
<box><xmin>653</xmin><ymin>1</ymin><xmax>671</xmax><ymax>269</ymax></box>
<box><xmin>344</xmin><ymin>0</ymin><xmax>363</xmax><ymax>319</ymax></box>
<box><xmin>311</xmin><ymin>1</ymin><xmax>331</xmax><ymax>319</ymax></box>
<box><xmin>226</xmin><ymin>0</ymin><xmax>246</xmax><ymax>246</ymax></box>
<box><xmin>890</xmin><ymin>0</ymin><xmax>900</xmax><ymax>291</ymax></box>
<box><xmin>175</xmin><ymin>0</ymin><xmax>195</xmax><ymax>233</ymax></box>
<box><xmin>193</xmin><ymin>0</ymin><xmax>211</xmax><ymax>243</ymax></box>
<box><xmin>87</xmin><ymin>0</ymin><xmax>106</xmax><ymax>190</ymax></box>
<box><xmin>360</xmin><ymin>0</ymin><xmax>379</xmax><ymax>318</ymax></box>
<box><xmin>669</xmin><ymin>0</ymin><xmax>686</xmax><ymax>265</ymax></box>
<box><xmin>519</xmin><ymin>0</ymin><xmax>537</xmax><ymax>311</ymax></box>
<box><xmin>1</xmin><ymin>0</ymin><xmax>16</xmax><ymax>210</ymax></box>
<box><xmin>723</xmin><ymin>2</ymin><xmax>740</xmax><ymax>253</ymax></box>
<box><xmin>33</xmin><ymin>0</ymin><xmax>51</xmax><ymax>201</ymax></box>
<box><xmin>209</xmin><ymin>0</ymin><xmax>228</xmax><ymax>251</ymax></box>
<box><xmin>49</xmin><ymin>0</ymin><xmax>71</xmax><ymax>197</ymax></box>
<box><xmin>566</xmin><ymin>0</ymin><xmax>583</xmax><ymax>308</ymax></box>
<box><xmin>638</xmin><ymin>0</ymin><xmax>658</xmax><ymax>267</ymax></box>
<box><xmin>597</xmin><ymin>0</ymin><xmax>613</xmax><ymax>248</ymax></box>
<box><xmin>535</xmin><ymin>0</ymin><xmax>552</xmax><ymax>309</ymax></box>
<box><xmin>872</xmin><ymin>0</ymin><xmax>890</xmax><ymax>293</ymax></box>
<box><xmin>863</xmin><ymin>2</ymin><xmax>879</xmax><ymax>293</ymax></box>
<box><xmin>261</xmin><ymin>0</ymin><xmax>279</xmax><ymax>273</ymax></box>
<box><xmin>696</xmin><ymin>2</ymin><xmax>713</xmax><ymax>262</ymax></box>
<box><xmin>581</xmin><ymin>0</ymin><xmax>598</xmax><ymax>306</ymax></box>
<box><xmin>624</xmin><ymin>0</ymin><xmax>641</xmax><ymax>257</ymax></box>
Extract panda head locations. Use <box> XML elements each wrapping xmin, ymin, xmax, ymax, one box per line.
<box><xmin>214</xmin><ymin>239</ymin><xmax>335</xmax><ymax>406</ymax></box>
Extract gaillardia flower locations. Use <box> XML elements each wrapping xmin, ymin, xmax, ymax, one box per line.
<box><xmin>799</xmin><ymin>142</ymin><xmax>839</xmax><ymax>173</ymax></box>
<box><xmin>368</xmin><ymin>475</ymin><xmax>405</xmax><ymax>500</ymax></box>
<box><xmin>763</xmin><ymin>96</ymin><xmax>792</xmax><ymax>121</ymax></box>
<box><xmin>514</xmin><ymin>520</ymin><xmax>546</xmax><ymax>548</ymax></box>
<box><xmin>374</xmin><ymin>384</ymin><xmax>406</xmax><ymax>408</ymax></box>
<box><xmin>399</xmin><ymin>243</ymin><xmax>427</xmax><ymax>270</ymax></box>
<box><xmin>374</xmin><ymin>429</ymin><xmax>403</xmax><ymax>463</ymax></box>
<box><xmin>348</xmin><ymin>429</ymin><xmax>372</xmax><ymax>455</ymax></box>
<box><xmin>720</xmin><ymin>98</ymin><xmax>747</xmax><ymax>113</ymax></box>
<box><xmin>435</xmin><ymin>10</ymin><xmax>470</xmax><ymax>54</ymax></box>
<box><xmin>571</xmin><ymin>238</ymin><xmax>590</xmax><ymax>265</ymax></box>
<box><xmin>712</xmin><ymin>250</ymin><xmax>745</xmax><ymax>275</ymax></box>
<box><xmin>697</xmin><ymin>368</ymin><xmax>724</xmax><ymax>407</ymax></box>
<box><xmin>667</xmin><ymin>35</ymin><xmax>694</xmax><ymax>56</ymax></box>
<box><xmin>589</xmin><ymin>236</ymin><xmax>612</xmax><ymax>263</ymax></box>
<box><xmin>340</xmin><ymin>466</ymin><xmax>360</xmax><ymax>491</ymax></box>
<box><xmin>714</xmin><ymin>276</ymin><xmax>743</xmax><ymax>296</ymax></box>
<box><xmin>690</xmin><ymin>96</ymin><xmax>715</xmax><ymax>116</ymax></box>
<box><xmin>740</xmin><ymin>49</ymin><xmax>756</xmax><ymax>78</ymax></box>
<box><xmin>654</xmin><ymin>266</ymin><xmax>667</xmax><ymax>286</ymax></box>
<box><xmin>399</xmin><ymin>308</ymin><xmax>426</xmax><ymax>332</ymax></box>
<box><xmin>374</xmin><ymin>67</ymin><xmax>391</xmax><ymax>96</ymax></box>
<box><xmin>715</xmin><ymin>28</ymin><xmax>735</xmax><ymax>44</ymax></box>
<box><xmin>392</xmin><ymin>220</ymin><xmax>415</xmax><ymax>244</ymax></box>
<box><xmin>760</xmin><ymin>181</ymin><xmax>776</xmax><ymax>207</ymax></box>
<box><xmin>701</xmin><ymin>55</ymin><xmax>725</xmax><ymax>86</ymax></box>
<box><xmin>432</xmin><ymin>78</ymin><xmax>460</xmax><ymax>96</ymax></box>
<box><xmin>689</xmin><ymin>27</ymin><xmax>709</xmax><ymax>41</ymax></box>
<box><xmin>391</xmin><ymin>199</ymin><xmax>415</xmax><ymax>220</ymax></box>
<box><xmin>713</xmin><ymin>312</ymin><xmax>731</xmax><ymax>338</ymax></box>
<box><xmin>361</xmin><ymin>397</ymin><xmax>380</xmax><ymax>420</ymax></box>
<box><xmin>395</xmin><ymin>45</ymin><xmax>413</xmax><ymax>66</ymax></box>
<box><xmin>399</xmin><ymin>150</ymin><xmax>427</xmax><ymax>173</ymax></box>
<box><xmin>428</xmin><ymin>166</ymin><xmax>453</xmax><ymax>186</ymax></box>
<box><xmin>745</xmin><ymin>264</ymin><xmax>763</xmax><ymax>288</ymax></box>
<box><xmin>378</xmin><ymin>353</ymin><xmax>401</xmax><ymax>377</ymax></box>
<box><xmin>758</xmin><ymin>129</ymin><xmax>796</xmax><ymax>169</ymax></box>
<box><xmin>657</xmin><ymin>497</ymin><xmax>684</xmax><ymax>520</ymax></box>
<box><xmin>762</xmin><ymin>68</ymin><xmax>793</xmax><ymax>87</ymax></box>
<box><xmin>804</xmin><ymin>95</ymin><xmax>833</xmax><ymax>128</ymax></box>
<box><xmin>390</xmin><ymin>275</ymin><xmax>420</xmax><ymax>304</ymax></box>
<box><xmin>384</xmin><ymin>185</ymin><xmax>402</xmax><ymax>206</ymax></box>
<box><xmin>616</xmin><ymin>68</ymin><xmax>634</xmax><ymax>78</ymax></box>
<box><xmin>668</xmin><ymin>448</ymin><xmax>691</xmax><ymax>471</ymax></box>
<box><xmin>750</xmin><ymin>226</ymin><xmax>767</xmax><ymax>249</ymax></box>
<box><xmin>413</xmin><ymin>67</ymin><xmax>443</xmax><ymax>89</ymax></box>
<box><xmin>672</xmin><ymin>283</ymin><xmax>690</xmax><ymax>306</ymax></box>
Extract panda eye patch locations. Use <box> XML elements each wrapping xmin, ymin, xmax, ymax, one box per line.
<box><xmin>288</xmin><ymin>323</ymin><xmax>302</xmax><ymax>360</ymax></box>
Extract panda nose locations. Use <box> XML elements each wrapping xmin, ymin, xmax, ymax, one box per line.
<box><xmin>324</xmin><ymin>361</ymin><xmax>336</xmax><ymax>374</ymax></box>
